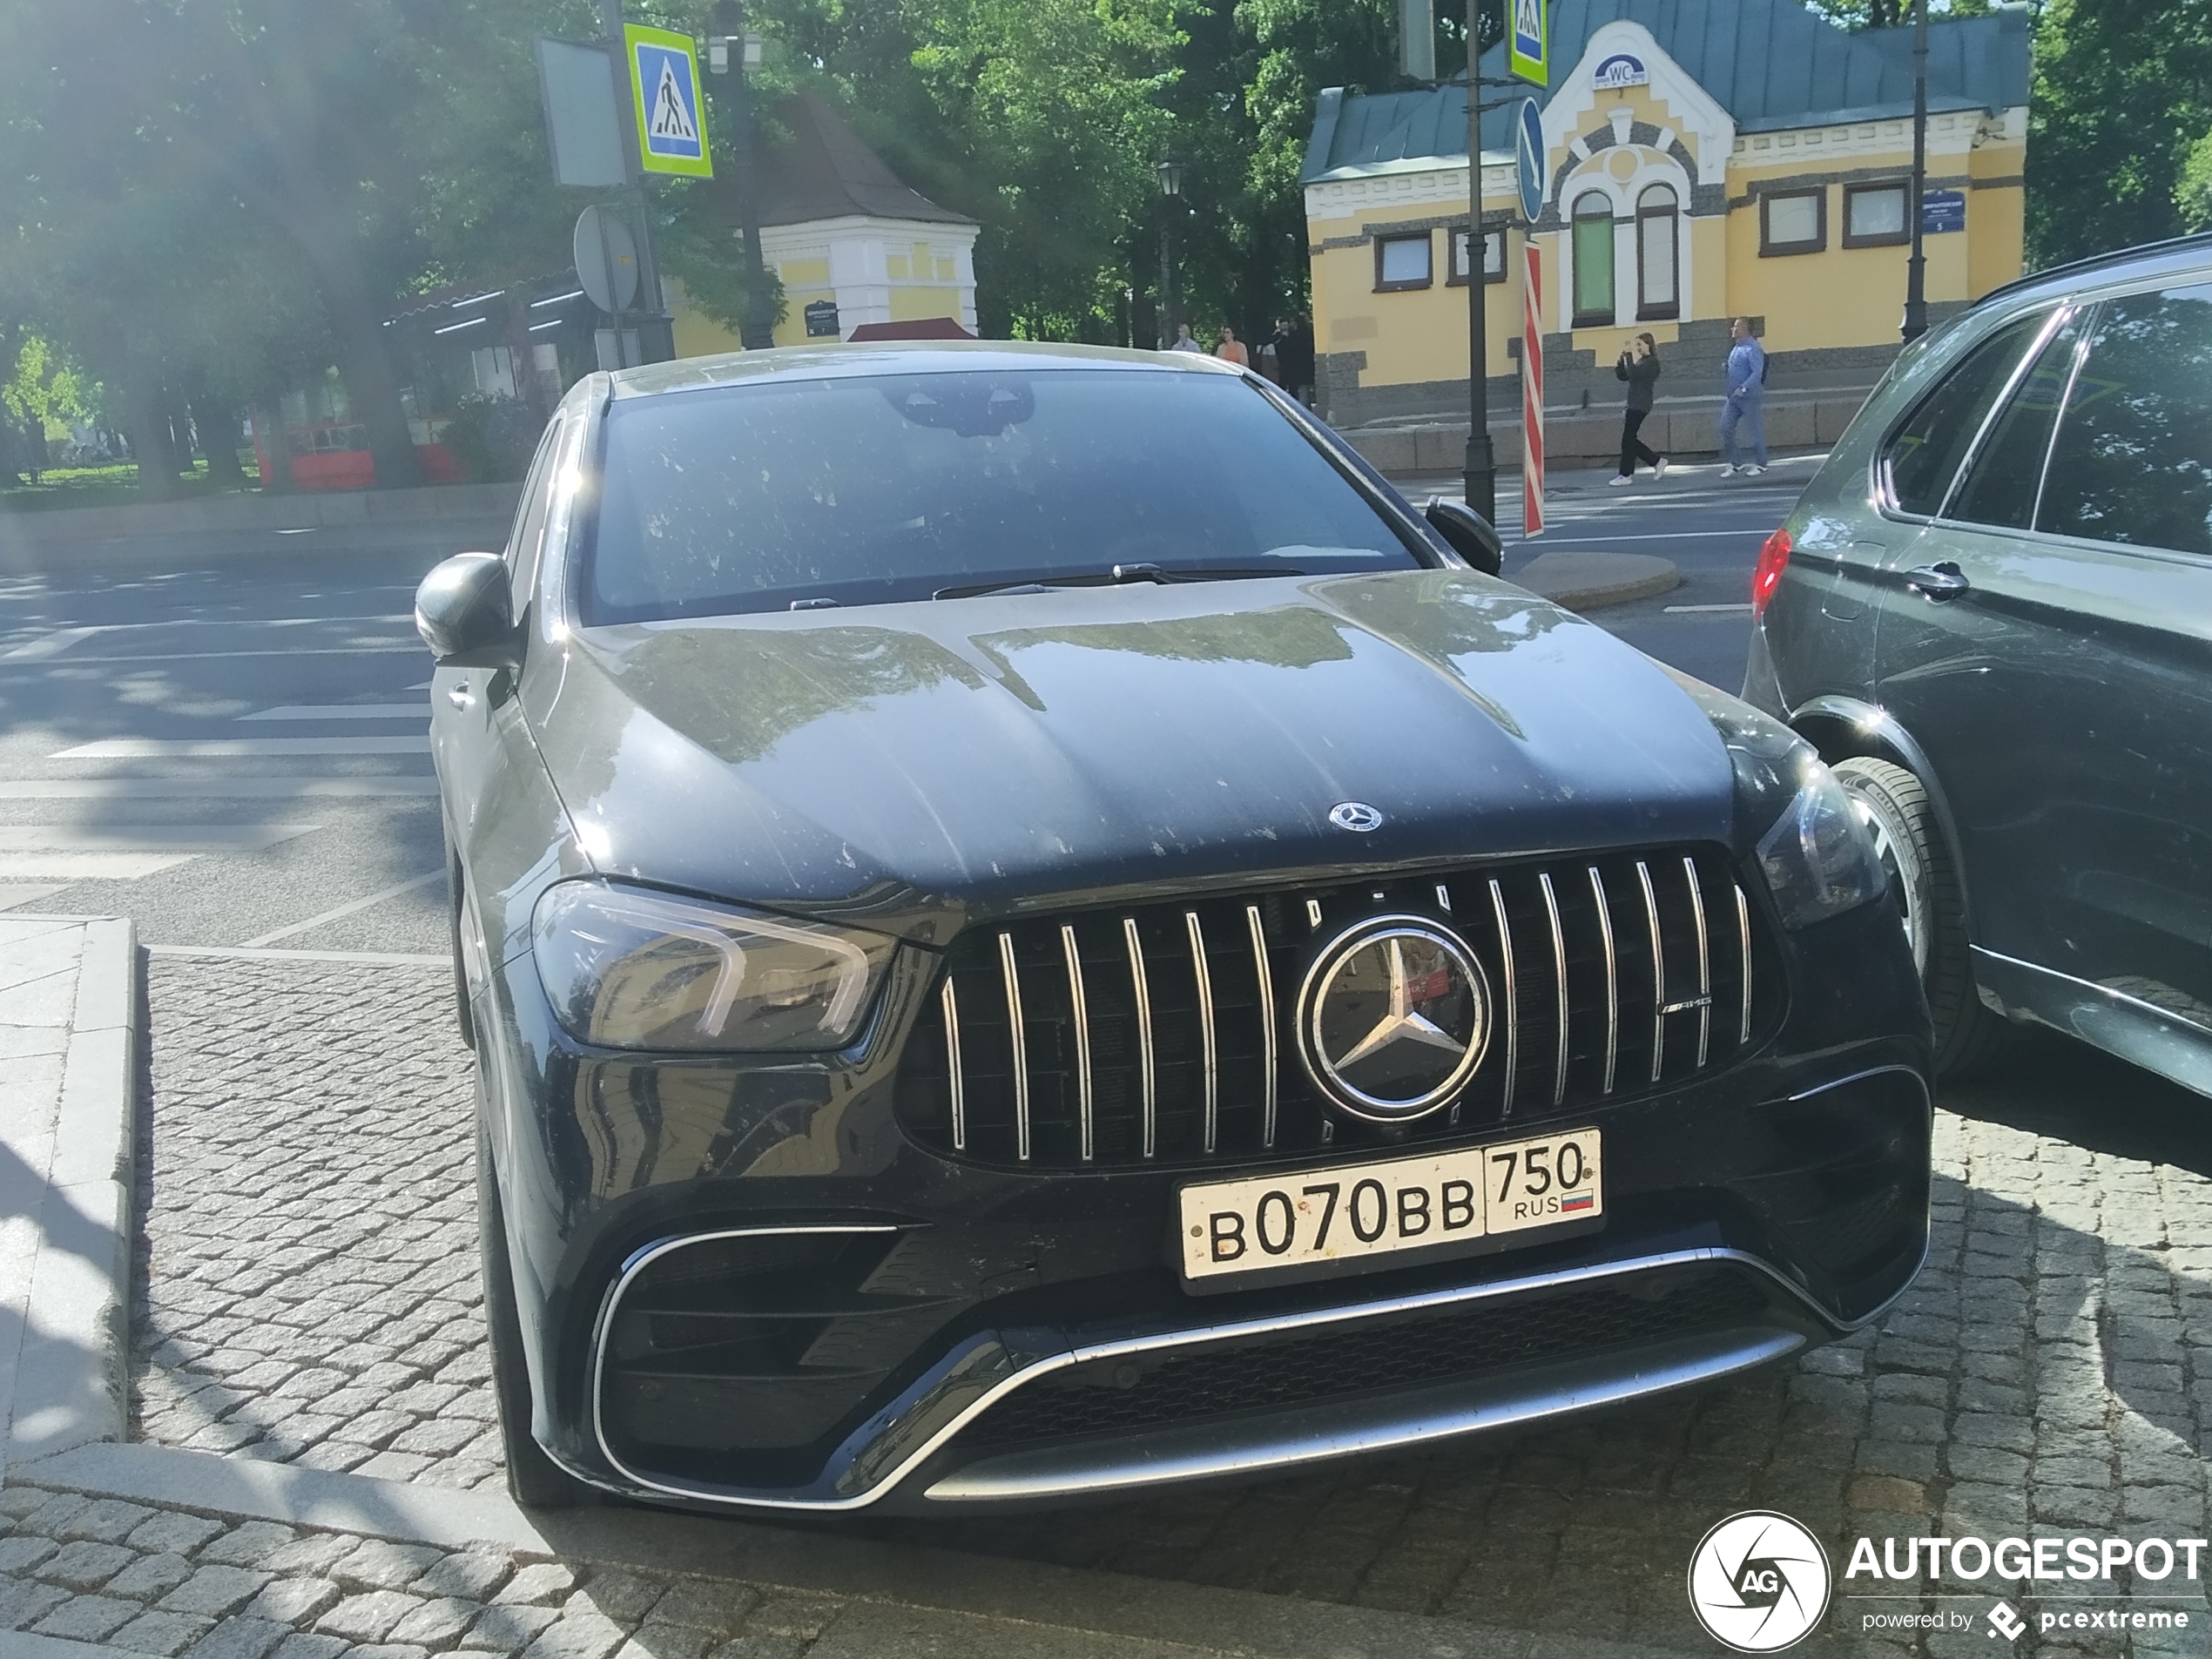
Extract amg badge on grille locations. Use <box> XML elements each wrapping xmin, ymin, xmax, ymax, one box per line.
<box><xmin>1297</xmin><ymin>914</ymin><xmax>1489</xmax><ymax>1122</ymax></box>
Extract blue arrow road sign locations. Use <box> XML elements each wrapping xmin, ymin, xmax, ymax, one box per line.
<box><xmin>1515</xmin><ymin>99</ymin><xmax>1545</xmax><ymax>225</ymax></box>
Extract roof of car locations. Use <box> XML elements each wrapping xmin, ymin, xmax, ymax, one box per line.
<box><xmin>604</xmin><ymin>341</ymin><xmax>1244</xmax><ymax>399</ymax></box>
<box><xmin>1975</xmin><ymin>231</ymin><xmax>2212</xmax><ymax>311</ymax></box>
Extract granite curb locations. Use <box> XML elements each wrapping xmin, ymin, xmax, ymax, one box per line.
<box><xmin>1</xmin><ymin>915</ymin><xmax>140</xmax><ymax>1479</ymax></box>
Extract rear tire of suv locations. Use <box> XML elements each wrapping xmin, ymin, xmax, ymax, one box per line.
<box><xmin>1833</xmin><ymin>755</ymin><xmax>2010</xmax><ymax>1079</ymax></box>
<box><xmin>477</xmin><ymin>1117</ymin><xmax>592</xmax><ymax>1509</ymax></box>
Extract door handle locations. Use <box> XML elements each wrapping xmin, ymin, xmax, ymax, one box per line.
<box><xmin>1904</xmin><ymin>562</ymin><xmax>1971</xmax><ymax>602</ymax></box>
<box><xmin>446</xmin><ymin>680</ymin><xmax>474</xmax><ymax>709</ymax></box>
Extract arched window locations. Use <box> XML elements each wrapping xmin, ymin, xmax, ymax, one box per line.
<box><xmin>1571</xmin><ymin>192</ymin><xmax>1616</xmax><ymax>326</ymax></box>
<box><xmin>1637</xmin><ymin>184</ymin><xmax>1680</xmax><ymax>320</ymax></box>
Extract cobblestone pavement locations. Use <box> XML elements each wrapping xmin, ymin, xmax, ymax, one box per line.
<box><xmin>0</xmin><ymin>1483</ymin><xmax>847</xmax><ymax>1659</ymax></box>
<box><xmin>121</xmin><ymin>954</ymin><xmax>2212</xmax><ymax>1655</ymax></box>
<box><xmin>132</xmin><ymin>958</ymin><xmax>502</xmax><ymax>1492</ymax></box>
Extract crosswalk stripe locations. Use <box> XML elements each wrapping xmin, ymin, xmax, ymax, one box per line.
<box><xmin>0</xmin><ymin>779</ymin><xmax>439</xmax><ymax>799</ymax></box>
<box><xmin>0</xmin><ymin>825</ymin><xmax>320</xmax><ymax>851</ymax></box>
<box><xmin>0</xmin><ymin>852</ymin><xmax>213</xmax><ymax>880</ymax></box>
<box><xmin>3</xmin><ymin>644</ymin><xmax>423</xmax><ymax>669</ymax></box>
<box><xmin>0</xmin><ymin>824</ymin><xmax>321</xmax><ymax>882</ymax></box>
<box><xmin>0</xmin><ymin>627</ymin><xmax>100</xmax><ymax>663</ymax></box>
<box><xmin>51</xmin><ymin>737</ymin><xmax>432</xmax><ymax>759</ymax></box>
<box><xmin>239</xmin><ymin>870</ymin><xmax>445</xmax><ymax>948</ymax></box>
<box><xmin>0</xmin><ymin>884</ymin><xmax>72</xmax><ymax>913</ymax></box>
<box><xmin>0</xmin><ymin>614</ymin><xmax>416</xmax><ymax>661</ymax></box>
<box><xmin>238</xmin><ymin>705</ymin><xmax>428</xmax><ymax>722</ymax></box>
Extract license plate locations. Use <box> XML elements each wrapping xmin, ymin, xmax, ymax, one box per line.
<box><xmin>1177</xmin><ymin>1128</ymin><xmax>1603</xmax><ymax>1284</ymax></box>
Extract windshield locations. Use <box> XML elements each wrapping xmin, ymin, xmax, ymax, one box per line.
<box><xmin>579</xmin><ymin>368</ymin><xmax>1420</xmax><ymax>623</ymax></box>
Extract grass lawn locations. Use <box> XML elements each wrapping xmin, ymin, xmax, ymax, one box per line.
<box><xmin>0</xmin><ymin>455</ymin><xmax>262</xmax><ymax>513</ymax></box>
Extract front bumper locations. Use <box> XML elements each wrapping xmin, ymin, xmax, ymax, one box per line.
<box><xmin>475</xmin><ymin>892</ymin><xmax>1932</xmax><ymax>1514</ymax></box>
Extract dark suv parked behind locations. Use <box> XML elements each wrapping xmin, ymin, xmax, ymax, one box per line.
<box><xmin>1747</xmin><ymin>233</ymin><xmax>2212</xmax><ymax>1091</ymax></box>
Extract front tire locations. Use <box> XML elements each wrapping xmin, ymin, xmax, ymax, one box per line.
<box><xmin>1832</xmin><ymin>755</ymin><xmax>2010</xmax><ymax>1079</ymax></box>
<box><xmin>477</xmin><ymin>1117</ymin><xmax>591</xmax><ymax>1509</ymax></box>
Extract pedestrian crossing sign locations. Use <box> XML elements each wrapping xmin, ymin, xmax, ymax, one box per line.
<box><xmin>1508</xmin><ymin>0</ymin><xmax>1548</xmax><ymax>87</ymax></box>
<box><xmin>624</xmin><ymin>24</ymin><xmax>712</xmax><ymax>179</ymax></box>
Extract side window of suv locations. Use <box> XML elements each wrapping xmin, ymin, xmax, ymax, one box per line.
<box><xmin>1944</xmin><ymin>311</ymin><xmax>2089</xmax><ymax>531</ymax></box>
<box><xmin>2036</xmin><ymin>282</ymin><xmax>2212</xmax><ymax>555</ymax></box>
<box><xmin>1879</xmin><ymin>312</ymin><xmax>2049</xmax><ymax>516</ymax></box>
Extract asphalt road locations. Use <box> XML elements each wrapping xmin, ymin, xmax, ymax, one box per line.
<box><xmin>0</xmin><ymin>460</ymin><xmax>1808</xmax><ymax>948</ymax></box>
<box><xmin>0</xmin><ymin>542</ymin><xmax>454</xmax><ymax>952</ymax></box>
<box><xmin>1411</xmin><ymin>448</ymin><xmax>1823</xmax><ymax>690</ymax></box>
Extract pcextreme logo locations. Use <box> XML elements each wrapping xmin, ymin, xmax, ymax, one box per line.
<box><xmin>1686</xmin><ymin>1511</ymin><xmax>1833</xmax><ymax>1652</ymax></box>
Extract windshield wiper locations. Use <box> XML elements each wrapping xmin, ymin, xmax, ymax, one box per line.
<box><xmin>933</xmin><ymin>563</ymin><xmax>1300</xmax><ymax>601</ymax></box>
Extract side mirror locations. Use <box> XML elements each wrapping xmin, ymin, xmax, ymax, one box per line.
<box><xmin>1423</xmin><ymin>496</ymin><xmax>1504</xmax><ymax>577</ymax></box>
<box><xmin>415</xmin><ymin>552</ymin><xmax>522</xmax><ymax>669</ymax></box>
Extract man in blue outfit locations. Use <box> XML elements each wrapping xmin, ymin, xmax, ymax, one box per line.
<box><xmin>1719</xmin><ymin>316</ymin><xmax>1768</xmax><ymax>477</ymax></box>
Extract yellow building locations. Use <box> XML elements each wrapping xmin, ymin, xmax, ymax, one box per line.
<box><xmin>672</xmin><ymin>94</ymin><xmax>981</xmax><ymax>355</ymax></box>
<box><xmin>1301</xmin><ymin>0</ymin><xmax>2029</xmax><ymax>430</ymax></box>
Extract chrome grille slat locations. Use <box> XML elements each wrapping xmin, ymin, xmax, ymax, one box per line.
<box><xmin>1125</xmin><ymin>916</ymin><xmax>1157</xmax><ymax>1159</ymax></box>
<box><xmin>1187</xmin><ymin>911</ymin><xmax>1218</xmax><ymax>1155</ymax></box>
<box><xmin>1487</xmin><ymin>879</ymin><xmax>1518</xmax><ymax>1120</ymax></box>
<box><xmin>1734</xmin><ymin>885</ymin><xmax>1753</xmax><ymax>1045</ymax></box>
<box><xmin>1636</xmin><ymin>861</ymin><xmax>1664</xmax><ymax>1085</ymax></box>
<box><xmin>1684</xmin><ymin>856</ymin><xmax>1712</xmax><ymax>1068</ymax></box>
<box><xmin>941</xmin><ymin>978</ymin><xmax>966</xmax><ymax>1151</ymax></box>
<box><xmin>1589</xmin><ymin>866</ymin><xmax>1619</xmax><ymax>1096</ymax></box>
<box><xmin>905</xmin><ymin>847</ymin><xmax>1774</xmax><ymax>1170</ymax></box>
<box><xmin>1247</xmin><ymin>905</ymin><xmax>1278</xmax><ymax>1150</ymax></box>
<box><xmin>1540</xmin><ymin>872</ymin><xmax>1569</xmax><ymax>1109</ymax></box>
<box><xmin>998</xmin><ymin>932</ymin><xmax>1031</xmax><ymax>1163</ymax></box>
<box><xmin>1061</xmin><ymin>923</ymin><xmax>1094</xmax><ymax>1163</ymax></box>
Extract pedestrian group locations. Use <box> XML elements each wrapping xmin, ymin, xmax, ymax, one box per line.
<box><xmin>1168</xmin><ymin>312</ymin><xmax>1769</xmax><ymax>483</ymax></box>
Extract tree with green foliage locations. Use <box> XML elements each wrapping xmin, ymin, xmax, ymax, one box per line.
<box><xmin>2027</xmin><ymin>0</ymin><xmax>2212</xmax><ymax>265</ymax></box>
<box><xmin>0</xmin><ymin>0</ymin><xmax>599</xmax><ymax>497</ymax></box>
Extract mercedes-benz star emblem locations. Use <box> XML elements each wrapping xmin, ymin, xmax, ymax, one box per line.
<box><xmin>1328</xmin><ymin>801</ymin><xmax>1384</xmax><ymax>833</ymax></box>
<box><xmin>1296</xmin><ymin>915</ymin><xmax>1487</xmax><ymax>1121</ymax></box>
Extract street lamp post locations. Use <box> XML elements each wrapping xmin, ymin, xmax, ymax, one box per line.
<box><xmin>1900</xmin><ymin>0</ymin><xmax>1930</xmax><ymax>341</ymax></box>
<box><xmin>1462</xmin><ymin>0</ymin><xmax>1497</xmax><ymax>525</ymax></box>
<box><xmin>710</xmin><ymin>0</ymin><xmax>776</xmax><ymax>350</ymax></box>
<box><xmin>1157</xmin><ymin>159</ymin><xmax>1183</xmax><ymax>350</ymax></box>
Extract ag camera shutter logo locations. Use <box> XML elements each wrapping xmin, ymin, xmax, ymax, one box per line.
<box><xmin>1687</xmin><ymin>1511</ymin><xmax>1832</xmax><ymax>1652</ymax></box>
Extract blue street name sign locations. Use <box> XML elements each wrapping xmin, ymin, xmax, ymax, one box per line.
<box><xmin>1922</xmin><ymin>189</ymin><xmax>1966</xmax><ymax>235</ymax></box>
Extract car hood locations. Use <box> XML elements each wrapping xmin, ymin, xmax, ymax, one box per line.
<box><xmin>524</xmin><ymin>570</ymin><xmax>1738</xmax><ymax>940</ymax></box>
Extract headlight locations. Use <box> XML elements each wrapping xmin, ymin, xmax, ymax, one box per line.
<box><xmin>1756</xmin><ymin>763</ymin><xmax>1887</xmax><ymax>930</ymax></box>
<box><xmin>532</xmin><ymin>882</ymin><xmax>894</xmax><ymax>1051</ymax></box>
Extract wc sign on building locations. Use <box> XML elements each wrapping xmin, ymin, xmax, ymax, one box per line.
<box><xmin>624</xmin><ymin>24</ymin><xmax>712</xmax><ymax>179</ymax></box>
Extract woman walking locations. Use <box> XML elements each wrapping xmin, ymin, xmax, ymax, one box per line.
<box><xmin>1610</xmin><ymin>333</ymin><xmax>1668</xmax><ymax>485</ymax></box>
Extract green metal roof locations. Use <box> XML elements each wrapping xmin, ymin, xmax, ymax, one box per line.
<box><xmin>1301</xmin><ymin>0</ymin><xmax>2029</xmax><ymax>184</ymax></box>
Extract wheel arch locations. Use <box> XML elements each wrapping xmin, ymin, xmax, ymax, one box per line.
<box><xmin>1788</xmin><ymin>694</ymin><xmax>1978</xmax><ymax>947</ymax></box>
